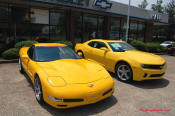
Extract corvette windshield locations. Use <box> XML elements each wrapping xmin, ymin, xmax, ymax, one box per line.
<box><xmin>35</xmin><ymin>46</ymin><xmax>80</xmax><ymax>62</ymax></box>
<box><xmin>108</xmin><ymin>42</ymin><xmax>136</xmax><ymax>52</ymax></box>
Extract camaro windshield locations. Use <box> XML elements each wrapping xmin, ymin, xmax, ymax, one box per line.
<box><xmin>35</xmin><ymin>46</ymin><xmax>80</xmax><ymax>62</ymax></box>
<box><xmin>108</xmin><ymin>42</ymin><xmax>136</xmax><ymax>52</ymax></box>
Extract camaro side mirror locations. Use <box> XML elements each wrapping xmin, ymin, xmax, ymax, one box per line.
<box><xmin>100</xmin><ymin>47</ymin><xmax>109</xmax><ymax>52</ymax></box>
<box><xmin>77</xmin><ymin>52</ymin><xmax>83</xmax><ymax>58</ymax></box>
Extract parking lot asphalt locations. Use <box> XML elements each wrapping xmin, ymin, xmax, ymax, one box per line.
<box><xmin>0</xmin><ymin>55</ymin><xmax>175</xmax><ymax>116</ymax></box>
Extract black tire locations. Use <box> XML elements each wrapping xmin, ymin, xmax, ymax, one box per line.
<box><xmin>34</xmin><ymin>76</ymin><xmax>44</xmax><ymax>104</ymax></box>
<box><xmin>77</xmin><ymin>51</ymin><xmax>84</xmax><ymax>58</ymax></box>
<box><xmin>115</xmin><ymin>62</ymin><xmax>133</xmax><ymax>82</ymax></box>
<box><xmin>19</xmin><ymin>58</ymin><xmax>24</xmax><ymax>74</ymax></box>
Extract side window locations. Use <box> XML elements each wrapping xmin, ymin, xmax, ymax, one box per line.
<box><xmin>95</xmin><ymin>42</ymin><xmax>108</xmax><ymax>49</ymax></box>
<box><xmin>28</xmin><ymin>46</ymin><xmax>35</xmax><ymax>60</ymax></box>
<box><xmin>88</xmin><ymin>41</ymin><xmax>95</xmax><ymax>47</ymax></box>
<box><xmin>88</xmin><ymin>41</ymin><xmax>107</xmax><ymax>49</ymax></box>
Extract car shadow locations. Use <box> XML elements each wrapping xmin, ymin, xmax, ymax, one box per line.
<box><xmin>41</xmin><ymin>96</ymin><xmax>117</xmax><ymax>116</ymax></box>
<box><xmin>23</xmin><ymin>72</ymin><xmax>34</xmax><ymax>89</ymax></box>
<box><xmin>109</xmin><ymin>72</ymin><xmax>170</xmax><ymax>89</ymax></box>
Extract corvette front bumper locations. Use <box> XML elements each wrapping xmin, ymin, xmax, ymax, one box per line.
<box><xmin>42</xmin><ymin>77</ymin><xmax>114</xmax><ymax>108</ymax></box>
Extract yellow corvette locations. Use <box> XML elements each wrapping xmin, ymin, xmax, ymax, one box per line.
<box><xmin>75</xmin><ymin>39</ymin><xmax>167</xmax><ymax>82</ymax></box>
<box><xmin>19</xmin><ymin>43</ymin><xmax>114</xmax><ymax>108</ymax></box>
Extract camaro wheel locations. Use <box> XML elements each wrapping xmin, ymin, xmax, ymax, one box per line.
<box><xmin>115</xmin><ymin>62</ymin><xmax>133</xmax><ymax>82</ymax></box>
<box><xmin>34</xmin><ymin>76</ymin><xmax>44</xmax><ymax>104</ymax></box>
<box><xmin>19</xmin><ymin>58</ymin><xmax>24</xmax><ymax>73</ymax></box>
<box><xmin>77</xmin><ymin>51</ymin><xmax>84</xmax><ymax>58</ymax></box>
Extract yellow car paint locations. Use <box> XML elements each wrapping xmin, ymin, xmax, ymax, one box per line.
<box><xmin>19</xmin><ymin>43</ymin><xmax>114</xmax><ymax>108</ymax></box>
<box><xmin>75</xmin><ymin>39</ymin><xmax>167</xmax><ymax>81</ymax></box>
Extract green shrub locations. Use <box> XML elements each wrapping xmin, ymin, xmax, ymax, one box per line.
<box><xmin>45</xmin><ymin>40</ymin><xmax>73</xmax><ymax>48</ymax></box>
<box><xmin>2</xmin><ymin>48</ymin><xmax>19</xmax><ymax>59</ymax></box>
<box><xmin>130</xmin><ymin>40</ymin><xmax>147</xmax><ymax>51</ymax></box>
<box><xmin>130</xmin><ymin>40</ymin><xmax>167</xmax><ymax>53</ymax></box>
<box><xmin>0</xmin><ymin>43</ymin><xmax>8</xmax><ymax>56</ymax></box>
<box><xmin>15</xmin><ymin>41</ymin><xmax>38</xmax><ymax>49</ymax></box>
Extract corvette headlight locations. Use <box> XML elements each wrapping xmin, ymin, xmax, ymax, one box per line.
<box><xmin>48</xmin><ymin>96</ymin><xmax>63</xmax><ymax>102</ymax></box>
<box><xmin>96</xmin><ymin>69</ymin><xmax>110</xmax><ymax>78</ymax></box>
<box><xmin>47</xmin><ymin>76</ymin><xmax>66</xmax><ymax>87</ymax></box>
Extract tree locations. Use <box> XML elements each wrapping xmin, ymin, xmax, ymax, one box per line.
<box><xmin>138</xmin><ymin>0</ymin><xmax>148</xmax><ymax>9</ymax></box>
<box><xmin>165</xmin><ymin>0</ymin><xmax>175</xmax><ymax>40</ymax></box>
<box><xmin>151</xmin><ymin>0</ymin><xmax>164</xmax><ymax>13</ymax></box>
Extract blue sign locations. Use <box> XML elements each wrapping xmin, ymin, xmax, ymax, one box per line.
<box><xmin>94</xmin><ymin>0</ymin><xmax>112</xmax><ymax>9</ymax></box>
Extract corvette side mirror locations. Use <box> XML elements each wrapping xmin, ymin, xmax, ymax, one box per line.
<box><xmin>22</xmin><ymin>55</ymin><xmax>28</xmax><ymax>59</ymax></box>
<box><xmin>100</xmin><ymin>47</ymin><xmax>109</xmax><ymax>52</ymax></box>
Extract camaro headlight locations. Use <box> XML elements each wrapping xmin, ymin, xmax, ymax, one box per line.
<box><xmin>48</xmin><ymin>96</ymin><xmax>63</xmax><ymax>102</ymax></box>
<box><xmin>141</xmin><ymin>64</ymin><xmax>149</xmax><ymax>68</ymax></box>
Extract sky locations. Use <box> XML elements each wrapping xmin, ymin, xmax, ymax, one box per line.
<box><xmin>111</xmin><ymin>0</ymin><xmax>171</xmax><ymax>9</ymax></box>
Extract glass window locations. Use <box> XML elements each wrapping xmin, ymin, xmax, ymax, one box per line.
<box><xmin>31</xmin><ymin>24</ymin><xmax>49</xmax><ymax>42</ymax></box>
<box><xmin>108</xmin><ymin>42</ymin><xmax>136</xmax><ymax>52</ymax></box>
<box><xmin>110</xmin><ymin>17</ymin><xmax>121</xmax><ymax>40</ymax></box>
<box><xmin>120</xmin><ymin>18</ymin><xmax>127</xmax><ymax>41</ymax></box>
<box><xmin>83</xmin><ymin>14</ymin><xmax>97</xmax><ymax>42</ymax></box>
<box><xmin>50</xmin><ymin>10</ymin><xmax>66</xmax><ymax>41</ymax></box>
<box><xmin>35</xmin><ymin>46</ymin><xmax>80</xmax><ymax>62</ymax></box>
<box><xmin>0</xmin><ymin>4</ymin><xmax>9</xmax><ymax>44</ymax></box>
<box><xmin>74</xmin><ymin>12</ymin><xmax>83</xmax><ymax>43</ymax></box>
<box><xmin>138</xmin><ymin>22</ymin><xmax>145</xmax><ymax>41</ymax></box>
<box><xmin>89</xmin><ymin>41</ymin><xmax>107</xmax><ymax>49</ymax></box>
<box><xmin>97</xmin><ymin>16</ymin><xmax>105</xmax><ymax>39</ymax></box>
<box><xmin>28</xmin><ymin>46</ymin><xmax>34</xmax><ymax>59</ymax></box>
<box><xmin>129</xmin><ymin>20</ymin><xmax>138</xmax><ymax>40</ymax></box>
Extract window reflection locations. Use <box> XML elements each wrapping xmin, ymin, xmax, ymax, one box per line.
<box><xmin>110</xmin><ymin>17</ymin><xmax>120</xmax><ymax>40</ymax></box>
<box><xmin>50</xmin><ymin>10</ymin><xmax>66</xmax><ymax>40</ymax></box>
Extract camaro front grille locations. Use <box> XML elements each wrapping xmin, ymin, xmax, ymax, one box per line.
<box><xmin>63</xmin><ymin>99</ymin><xmax>84</xmax><ymax>102</ymax></box>
<box><xmin>142</xmin><ymin>64</ymin><xmax>165</xmax><ymax>70</ymax></box>
<box><xmin>150</xmin><ymin>73</ymin><xmax>165</xmax><ymax>77</ymax></box>
<box><xmin>103</xmin><ymin>88</ymin><xmax>113</xmax><ymax>96</ymax></box>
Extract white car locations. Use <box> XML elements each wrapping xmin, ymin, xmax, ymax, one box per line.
<box><xmin>160</xmin><ymin>41</ymin><xmax>175</xmax><ymax>47</ymax></box>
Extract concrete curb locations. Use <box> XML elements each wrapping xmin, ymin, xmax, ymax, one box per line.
<box><xmin>0</xmin><ymin>59</ymin><xmax>18</xmax><ymax>64</ymax></box>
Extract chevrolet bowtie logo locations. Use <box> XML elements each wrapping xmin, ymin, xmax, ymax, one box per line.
<box><xmin>94</xmin><ymin>0</ymin><xmax>112</xmax><ymax>9</ymax></box>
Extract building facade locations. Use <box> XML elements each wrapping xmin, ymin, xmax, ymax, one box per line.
<box><xmin>0</xmin><ymin>0</ymin><xmax>168</xmax><ymax>45</ymax></box>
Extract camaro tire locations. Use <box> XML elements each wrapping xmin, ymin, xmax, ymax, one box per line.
<box><xmin>115</xmin><ymin>62</ymin><xmax>133</xmax><ymax>82</ymax></box>
<box><xmin>34</xmin><ymin>76</ymin><xmax>44</xmax><ymax>104</ymax></box>
<box><xmin>19</xmin><ymin>58</ymin><xmax>24</xmax><ymax>74</ymax></box>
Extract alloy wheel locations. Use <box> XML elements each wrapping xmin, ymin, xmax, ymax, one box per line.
<box><xmin>116</xmin><ymin>63</ymin><xmax>133</xmax><ymax>82</ymax></box>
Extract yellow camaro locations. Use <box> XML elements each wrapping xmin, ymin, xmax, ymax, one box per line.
<box><xmin>19</xmin><ymin>43</ymin><xmax>114</xmax><ymax>108</ymax></box>
<box><xmin>75</xmin><ymin>39</ymin><xmax>167</xmax><ymax>82</ymax></box>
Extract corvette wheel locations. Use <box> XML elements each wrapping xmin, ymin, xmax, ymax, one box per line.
<box><xmin>77</xmin><ymin>51</ymin><xmax>84</xmax><ymax>58</ymax></box>
<box><xmin>115</xmin><ymin>62</ymin><xmax>133</xmax><ymax>82</ymax></box>
<box><xmin>19</xmin><ymin>58</ymin><xmax>24</xmax><ymax>73</ymax></box>
<box><xmin>34</xmin><ymin>76</ymin><xmax>44</xmax><ymax>104</ymax></box>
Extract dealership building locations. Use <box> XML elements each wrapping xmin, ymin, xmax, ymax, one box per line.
<box><xmin>0</xmin><ymin>0</ymin><xmax>168</xmax><ymax>45</ymax></box>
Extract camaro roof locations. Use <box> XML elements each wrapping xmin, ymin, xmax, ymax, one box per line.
<box><xmin>91</xmin><ymin>39</ymin><xmax>125</xmax><ymax>43</ymax></box>
<box><xmin>34</xmin><ymin>43</ymin><xmax>67</xmax><ymax>47</ymax></box>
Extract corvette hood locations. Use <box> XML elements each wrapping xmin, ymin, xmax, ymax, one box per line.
<box><xmin>123</xmin><ymin>50</ymin><xmax>166</xmax><ymax>64</ymax></box>
<box><xmin>37</xmin><ymin>59</ymin><xmax>108</xmax><ymax>84</ymax></box>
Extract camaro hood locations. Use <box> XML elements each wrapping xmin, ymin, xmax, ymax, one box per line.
<box><xmin>123</xmin><ymin>50</ymin><xmax>166</xmax><ymax>64</ymax></box>
<box><xmin>37</xmin><ymin>59</ymin><xmax>108</xmax><ymax>84</ymax></box>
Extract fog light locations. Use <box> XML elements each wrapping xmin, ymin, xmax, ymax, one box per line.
<box><xmin>48</xmin><ymin>96</ymin><xmax>63</xmax><ymax>102</ymax></box>
<box><xmin>143</xmin><ymin>73</ymin><xmax>147</xmax><ymax>78</ymax></box>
